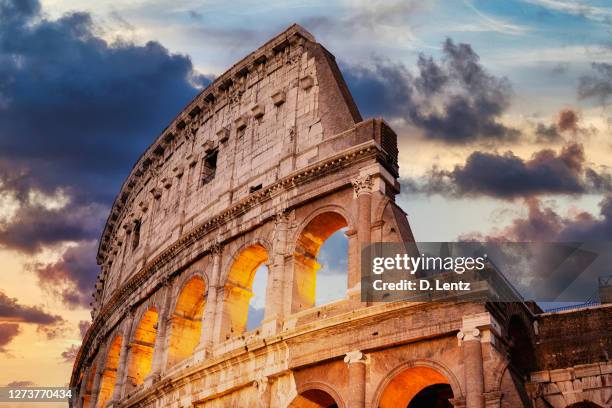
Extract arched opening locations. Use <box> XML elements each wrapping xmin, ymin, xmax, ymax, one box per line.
<box><xmin>293</xmin><ymin>211</ymin><xmax>349</xmax><ymax>312</ymax></box>
<box><xmin>378</xmin><ymin>366</ymin><xmax>454</xmax><ymax>408</ymax></box>
<box><xmin>567</xmin><ymin>402</ymin><xmax>603</xmax><ymax>408</ymax></box>
<box><xmin>126</xmin><ymin>308</ymin><xmax>158</xmax><ymax>390</ymax></box>
<box><xmin>96</xmin><ymin>335</ymin><xmax>122</xmax><ymax>407</ymax></box>
<box><xmin>166</xmin><ymin>276</ymin><xmax>206</xmax><ymax>368</ymax></box>
<box><xmin>288</xmin><ymin>389</ymin><xmax>340</xmax><ymax>408</ymax></box>
<box><xmin>407</xmin><ymin>384</ymin><xmax>453</xmax><ymax>408</ymax></box>
<box><xmin>220</xmin><ymin>244</ymin><xmax>269</xmax><ymax>338</ymax></box>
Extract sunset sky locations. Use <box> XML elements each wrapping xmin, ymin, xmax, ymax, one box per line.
<box><xmin>0</xmin><ymin>0</ymin><xmax>611</xmax><ymax>398</ymax></box>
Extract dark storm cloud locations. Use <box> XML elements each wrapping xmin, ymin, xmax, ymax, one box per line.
<box><xmin>0</xmin><ymin>0</ymin><xmax>211</xmax><ymax>202</ymax></box>
<box><xmin>579</xmin><ymin>62</ymin><xmax>612</xmax><ymax>104</ymax></box>
<box><xmin>406</xmin><ymin>143</ymin><xmax>611</xmax><ymax>199</ymax></box>
<box><xmin>0</xmin><ymin>0</ymin><xmax>212</xmax><ymax>306</ymax></box>
<box><xmin>0</xmin><ymin>290</ymin><xmax>63</xmax><ymax>324</ymax></box>
<box><xmin>0</xmin><ymin>323</ymin><xmax>20</xmax><ymax>353</ymax></box>
<box><xmin>535</xmin><ymin>123</ymin><xmax>562</xmax><ymax>142</ymax></box>
<box><xmin>32</xmin><ymin>241</ymin><xmax>99</xmax><ymax>309</ymax></box>
<box><xmin>342</xmin><ymin>39</ymin><xmax>518</xmax><ymax>143</ymax></box>
<box><xmin>462</xmin><ymin>196</ymin><xmax>612</xmax><ymax>242</ymax></box>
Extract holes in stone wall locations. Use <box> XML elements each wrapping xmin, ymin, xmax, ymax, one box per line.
<box><xmin>201</xmin><ymin>149</ymin><xmax>218</xmax><ymax>186</ymax></box>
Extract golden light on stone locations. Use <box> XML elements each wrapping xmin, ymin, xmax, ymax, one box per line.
<box><xmin>95</xmin><ymin>335</ymin><xmax>122</xmax><ymax>408</ymax></box>
<box><xmin>292</xmin><ymin>211</ymin><xmax>348</xmax><ymax>312</ymax></box>
<box><xmin>126</xmin><ymin>308</ymin><xmax>158</xmax><ymax>389</ymax></box>
<box><xmin>221</xmin><ymin>244</ymin><xmax>268</xmax><ymax>337</ymax></box>
<box><xmin>167</xmin><ymin>276</ymin><xmax>206</xmax><ymax>368</ymax></box>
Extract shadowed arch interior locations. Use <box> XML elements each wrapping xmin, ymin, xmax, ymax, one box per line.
<box><xmin>126</xmin><ymin>308</ymin><xmax>158</xmax><ymax>390</ymax></box>
<box><xmin>566</xmin><ymin>403</ymin><xmax>604</xmax><ymax>408</ymax></box>
<box><xmin>288</xmin><ymin>389</ymin><xmax>340</xmax><ymax>408</ymax></box>
<box><xmin>292</xmin><ymin>211</ymin><xmax>348</xmax><ymax>312</ymax></box>
<box><xmin>220</xmin><ymin>244</ymin><xmax>269</xmax><ymax>338</ymax></box>
<box><xmin>379</xmin><ymin>366</ymin><xmax>453</xmax><ymax>408</ymax></box>
<box><xmin>95</xmin><ymin>335</ymin><xmax>122</xmax><ymax>407</ymax></box>
<box><xmin>166</xmin><ymin>276</ymin><xmax>206</xmax><ymax>368</ymax></box>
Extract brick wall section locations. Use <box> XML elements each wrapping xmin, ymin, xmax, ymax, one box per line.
<box><xmin>535</xmin><ymin>305</ymin><xmax>612</xmax><ymax>370</ymax></box>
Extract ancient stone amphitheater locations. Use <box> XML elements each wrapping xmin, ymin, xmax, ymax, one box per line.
<box><xmin>71</xmin><ymin>25</ymin><xmax>611</xmax><ymax>408</ymax></box>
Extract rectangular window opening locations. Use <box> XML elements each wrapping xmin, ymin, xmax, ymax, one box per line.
<box><xmin>201</xmin><ymin>149</ymin><xmax>218</xmax><ymax>185</ymax></box>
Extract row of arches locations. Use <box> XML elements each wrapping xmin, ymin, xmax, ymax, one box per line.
<box><xmin>85</xmin><ymin>210</ymin><xmax>353</xmax><ymax>406</ymax></box>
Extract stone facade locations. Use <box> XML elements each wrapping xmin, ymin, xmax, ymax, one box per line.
<box><xmin>71</xmin><ymin>25</ymin><xmax>611</xmax><ymax>408</ymax></box>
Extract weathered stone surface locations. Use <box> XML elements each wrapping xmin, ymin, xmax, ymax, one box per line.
<box><xmin>71</xmin><ymin>24</ymin><xmax>611</xmax><ymax>408</ymax></box>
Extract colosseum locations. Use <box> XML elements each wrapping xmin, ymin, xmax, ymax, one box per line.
<box><xmin>70</xmin><ymin>24</ymin><xmax>611</xmax><ymax>408</ymax></box>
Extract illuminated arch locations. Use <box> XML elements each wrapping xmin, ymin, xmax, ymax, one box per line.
<box><xmin>373</xmin><ymin>360</ymin><xmax>461</xmax><ymax>408</ymax></box>
<box><xmin>219</xmin><ymin>243</ymin><xmax>269</xmax><ymax>338</ymax></box>
<box><xmin>166</xmin><ymin>275</ymin><xmax>206</xmax><ymax>368</ymax></box>
<box><xmin>125</xmin><ymin>308</ymin><xmax>158</xmax><ymax>390</ymax></box>
<box><xmin>292</xmin><ymin>209</ymin><xmax>349</xmax><ymax>312</ymax></box>
<box><xmin>95</xmin><ymin>335</ymin><xmax>122</xmax><ymax>407</ymax></box>
<box><xmin>288</xmin><ymin>383</ymin><xmax>344</xmax><ymax>408</ymax></box>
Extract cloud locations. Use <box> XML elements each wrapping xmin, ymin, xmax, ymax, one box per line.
<box><xmin>0</xmin><ymin>290</ymin><xmax>64</xmax><ymax>325</ymax></box>
<box><xmin>78</xmin><ymin>320</ymin><xmax>91</xmax><ymax>339</ymax></box>
<box><xmin>522</xmin><ymin>0</ymin><xmax>612</xmax><ymax>24</ymax></box>
<box><xmin>407</xmin><ymin>143</ymin><xmax>611</xmax><ymax>199</ymax></box>
<box><xmin>0</xmin><ymin>0</ymin><xmax>213</xmax><ymax>306</ymax></box>
<box><xmin>61</xmin><ymin>344</ymin><xmax>80</xmax><ymax>363</ymax></box>
<box><xmin>462</xmin><ymin>195</ymin><xmax>612</xmax><ymax>242</ymax></box>
<box><xmin>6</xmin><ymin>380</ymin><xmax>35</xmax><ymax>387</ymax></box>
<box><xmin>343</xmin><ymin>38</ymin><xmax>518</xmax><ymax>143</ymax></box>
<box><xmin>31</xmin><ymin>241</ymin><xmax>99</xmax><ymax>309</ymax></box>
<box><xmin>535</xmin><ymin>122</ymin><xmax>562</xmax><ymax>142</ymax></box>
<box><xmin>557</xmin><ymin>108</ymin><xmax>579</xmax><ymax>132</ymax></box>
<box><xmin>302</xmin><ymin>1</ymin><xmax>424</xmax><ymax>45</ymax></box>
<box><xmin>579</xmin><ymin>62</ymin><xmax>612</xmax><ymax>104</ymax></box>
<box><xmin>0</xmin><ymin>323</ymin><xmax>20</xmax><ymax>353</ymax></box>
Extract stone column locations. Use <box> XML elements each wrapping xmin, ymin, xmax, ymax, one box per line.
<box><xmin>116</xmin><ymin>310</ymin><xmax>136</xmax><ymax>401</ymax></box>
<box><xmin>195</xmin><ymin>243</ymin><xmax>222</xmax><ymax>360</ymax></box>
<box><xmin>457</xmin><ymin>312</ymin><xmax>500</xmax><ymax>408</ymax></box>
<box><xmin>109</xmin><ymin>338</ymin><xmax>131</xmax><ymax>405</ymax></box>
<box><xmin>253</xmin><ymin>375</ymin><xmax>271</xmax><ymax>408</ymax></box>
<box><xmin>262</xmin><ymin>210</ymin><xmax>288</xmax><ymax>335</ymax></box>
<box><xmin>459</xmin><ymin>328</ymin><xmax>484</xmax><ymax>408</ymax></box>
<box><xmin>148</xmin><ymin>280</ymin><xmax>173</xmax><ymax>383</ymax></box>
<box><xmin>349</xmin><ymin>175</ymin><xmax>373</xmax><ymax>297</ymax></box>
<box><xmin>344</xmin><ymin>350</ymin><xmax>366</xmax><ymax>408</ymax></box>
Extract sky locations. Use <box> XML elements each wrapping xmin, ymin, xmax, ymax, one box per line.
<box><xmin>0</xmin><ymin>0</ymin><xmax>611</xmax><ymax>397</ymax></box>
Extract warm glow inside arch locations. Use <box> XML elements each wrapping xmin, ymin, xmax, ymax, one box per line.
<box><xmin>378</xmin><ymin>366</ymin><xmax>454</xmax><ymax>408</ymax></box>
<box><xmin>166</xmin><ymin>276</ymin><xmax>206</xmax><ymax>368</ymax></box>
<box><xmin>95</xmin><ymin>335</ymin><xmax>122</xmax><ymax>407</ymax></box>
<box><xmin>220</xmin><ymin>244</ymin><xmax>268</xmax><ymax>338</ymax></box>
<box><xmin>292</xmin><ymin>211</ymin><xmax>348</xmax><ymax>312</ymax></box>
<box><xmin>126</xmin><ymin>308</ymin><xmax>158</xmax><ymax>390</ymax></box>
<box><xmin>288</xmin><ymin>389</ymin><xmax>340</xmax><ymax>408</ymax></box>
